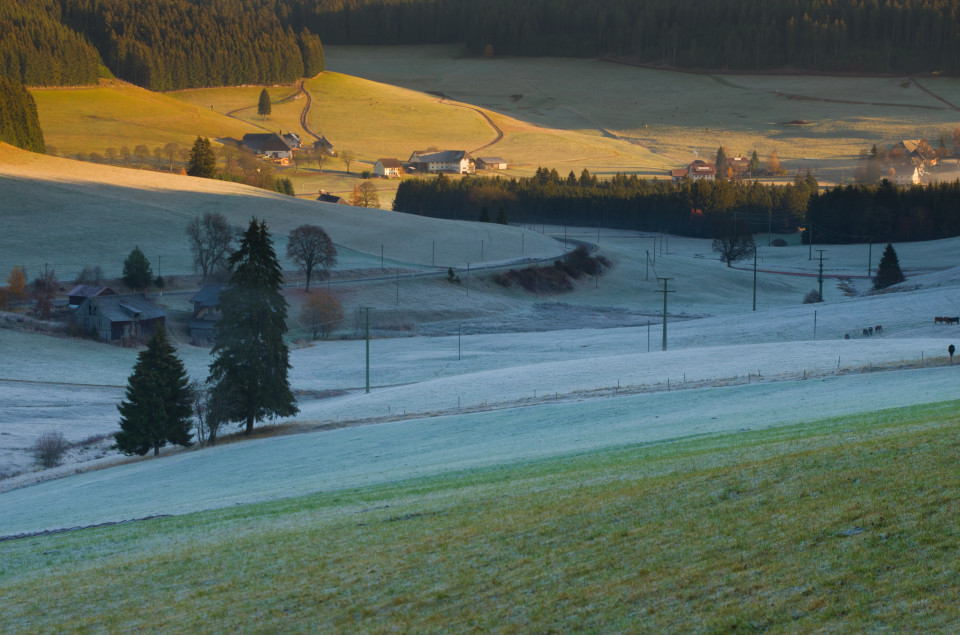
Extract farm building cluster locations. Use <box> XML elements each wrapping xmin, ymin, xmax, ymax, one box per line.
<box><xmin>66</xmin><ymin>283</ymin><xmax>228</xmax><ymax>346</ymax></box>
<box><xmin>373</xmin><ymin>151</ymin><xmax>508</xmax><ymax>178</ymax></box>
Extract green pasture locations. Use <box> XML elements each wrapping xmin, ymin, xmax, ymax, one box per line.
<box><xmin>2</xmin><ymin>400</ymin><xmax>958</xmax><ymax>632</ymax></box>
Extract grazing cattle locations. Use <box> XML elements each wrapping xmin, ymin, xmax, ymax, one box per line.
<box><xmin>875</xmin><ymin>325</ymin><xmax>882</xmax><ymax>334</ymax></box>
<box><xmin>936</xmin><ymin>316</ymin><xmax>946</xmax><ymax>325</ymax></box>
<box><xmin>862</xmin><ymin>328</ymin><xmax>870</xmax><ymax>336</ymax></box>
<box><xmin>949</xmin><ymin>317</ymin><xmax>960</xmax><ymax>325</ymax></box>
<box><xmin>868</xmin><ymin>326</ymin><xmax>874</xmax><ymax>335</ymax></box>
<box><xmin>844</xmin><ymin>333</ymin><xmax>851</xmax><ymax>340</ymax></box>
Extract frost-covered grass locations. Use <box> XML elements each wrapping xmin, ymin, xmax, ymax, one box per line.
<box><xmin>2</xmin><ymin>400</ymin><xmax>958</xmax><ymax>632</ymax></box>
<box><xmin>0</xmin><ymin>143</ymin><xmax>560</xmax><ymax>279</ymax></box>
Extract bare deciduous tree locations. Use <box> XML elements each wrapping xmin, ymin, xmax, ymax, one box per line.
<box><xmin>33</xmin><ymin>431</ymin><xmax>69</xmax><ymax>468</ymax></box>
<box><xmin>339</xmin><ymin>149</ymin><xmax>355</xmax><ymax>174</ymax></box>
<box><xmin>711</xmin><ymin>218</ymin><xmax>755</xmax><ymax>267</ymax></box>
<box><xmin>286</xmin><ymin>225</ymin><xmax>337</xmax><ymax>292</ymax></box>
<box><xmin>32</xmin><ymin>268</ymin><xmax>59</xmax><ymax>319</ymax></box>
<box><xmin>133</xmin><ymin>144</ymin><xmax>150</xmax><ymax>169</ymax></box>
<box><xmin>163</xmin><ymin>142</ymin><xmax>181</xmax><ymax>171</ymax></box>
<box><xmin>187</xmin><ymin>212</ymin><xmax>235</xmax><ymax>281</ymax></box>
<box><xmin>356</xmin><ymin>181</ymin><xmax>380</xmax><ymax>208</ymax></box>
<box><xmin>299</xmin><ymin>291</ymin><xmax>344</xmax><ymax>339</ymax></box>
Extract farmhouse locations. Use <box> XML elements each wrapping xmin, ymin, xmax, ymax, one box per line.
<box><xmin>74</xmin><ymin>294</ymin><xmax>166</xmax><ymax>342</ymax></box>
<box><xmin>886</xmin><ymin>165</ymin><xmax>921</xmax><ymax>186</ymax></box>
<box><xmin>317</xmin><ymin>190</ymin><xmax>349</xmax><ymax>205</ymax></box>
<box><xmin>66</xmin><ymin>284</ymin><xmax>116</xmax><ymax>308</ymax></box>
<box><xmin>189</xmin><ymin>283</ymin><xmax>226</xmax><ymax>344</ymax></box>
<box><xmin>241</xmin><ymin>132</ymin><xmax>301</xmax><ymax>163</ymax></box>
<box><xmin>315</xmin><ymin>135</ymin><xmax>336</xmax><ymax>156</ymax></box>
<box><xmin>476</xmin><ymin>157</ymin><xmax>507</xmax><ymax>170</ymax></box>
<box><xmin>408</xmin><ymin>150</ymin><xmax>475</xmax><ymax>174</ymax></box>
<box><xmin>727</xmin><ymin>156</ymin><xmax>751</xmax><ymax>178</ymax></box>
<box><xmin>687</xmin><ymin>160</ymin><xmax>716</xmax><ymax>181</ymax></box>
<box><xmin>897</xmin><ymin>139</ymin><xmax>937</xmax><ymax>167</ymax></box>
<box><xmin>671</xmin><ymin>160</ymin><xmax>716</xmax><ymax>182</ymax></box>
<box><xmin>374</xmin><ymin>158</ymin><xmax>404</xmax><ymax>178</ymax></box>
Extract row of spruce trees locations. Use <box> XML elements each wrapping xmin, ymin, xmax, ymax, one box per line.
<box><xmin>115</xmin><ymin>219</ymin><xmax>296</xmax><ymax>456</ymax></box>
<box><xmin>6</xmin><ymin>0</ymin><xmax>960</xmax><ymax>90</ymax></box>
<box><xmin>394</xmin><ymin>171</ymin><xmax>960</xmax><ymax>244</ymax></box>
<box><xmin>393</xmin><ymin>170</ymin><xmax>819</xmax><ymax>238</ymax></box>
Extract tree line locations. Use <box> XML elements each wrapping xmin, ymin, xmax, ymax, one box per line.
<box><xmin>393</xmin><ymin>169</ymin><xmax>818</xmax><ymax>238</ymax></box>
<box><xmin>0</xmin><ymin>0</ymin><xmax>100</xmax><ymax>86</ymax></box>
<box><xmin>0</xmin><ymin>76</ymin><xmax>45</xmax><ymax>153</ymax></box>
<box><xmin>7</xmin><ymin>0</ymin><xmax>960</xmax><ymax>90</ymax></box>
<box><xmin>299</xmin><ymin>0</ymin><xmax>960</xmax><ymax>75</ymax></box>
<box><xmin>396</xmin><ymin>170</ymin><xmax>960</xmax><ymax>244</ymax></box>
<box><xmin>58</xmin><ymin>0</ymin><xmax>325</xmax><ymax>91</ymax></box>
<box><xmin>807</xmin><ymin>179</ymin><xmax>960</xmax><ymax>244</ymax></box>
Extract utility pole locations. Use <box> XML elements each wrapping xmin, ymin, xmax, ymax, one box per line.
<box><xmin>867</xmin><ymin>240</ymin><xmax>873</xmax><ymax>278</ymax></box>
<box><xmin>656</xmin><ymin>277</ymin><xmax>675</xmax><ymax>351</ymax></box>
<box><xmin>816</xmin><ymin>249</ymin><xmax>827</xmax><ymax>301</ymax></box>
<box><xmin>752</xmin><ymin>247</ymin><xmax>758</xmax><ymax>311</ymax></box>
<box><xmin>808</xmin><ymin>224</ymin><xmax>814</xmax><ymax>260</ymax></box>
<box><xmin>365</xmin><ymin>308</ymin><xmax>371</xmax><ymax>393</ymax></box>
<box><xmin>645</xmin><ymin>250</ymin><xmax>650</xmax><ymax>281</ymax></box>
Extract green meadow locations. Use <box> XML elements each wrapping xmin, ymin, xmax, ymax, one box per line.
<box><xmin>3</xmin><ymin>400</ymin><xmax>958</xmax><ymax>632</ymax></box>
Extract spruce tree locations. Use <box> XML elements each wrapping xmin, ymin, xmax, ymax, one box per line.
<box><xmin>122</xmin><ymin>246</ymin><xmax>153</xmax><ymax>289</ymax></box>
<box><xmin>187</xmin><ymin>136</ymin><xmax>217</xmax><ymax>178</ymax></box>
<box><xmin>208</xmin><ymin>218</ymin><xmax>297</xmax><ymax>436</ymax></box>
<box><xmin>115</xmin><ymin>326</ymin><xmax>193</xmax><ymax>456</ymax></box>
<box><xmin>873</xmin><ymin>243</ymin><xmax>905</xmax><ymax>289</ymax></box>
<box><xmin>258</xmin><ymin>89</ymin><xmax>272</xmax><ymax>118</ymax></box>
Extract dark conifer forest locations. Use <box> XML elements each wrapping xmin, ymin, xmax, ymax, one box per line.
<box><xmin>0</xmin><ymin>77</ymin><xmax>46</xmax><ymax>153</ymax></box>
<box><xmin>393</xmin><ymin>171</ymin><xmax>960</xmax><ymax>244</ymax></box>
<box><xmin>4</xmin><ymin>1</ymin><xmax>960</xmax><ymax>90</ymax></box>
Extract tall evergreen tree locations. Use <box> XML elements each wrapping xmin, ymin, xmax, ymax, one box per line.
<box><xmin>122</xmin><ymin>246</ymin><xmax>153</xmax><ymax>290</ymax></box>
<box><xmin>208</xmin><ymin>218</ymin><xmax>297</xmax><ymax>436</ymax></box>
<box><xmin>257</xmin><ymin>88</ymin><xmax>272</xmax><ymax>118</ymax></box>
<box><xmin>715</xmin><ymin>146</ymin><xmax>727</xmax><ymax>173</ymax></box>
<box><xmin>874</xmin><ymin>243</ymin><xmax>905</xmax><ymax>289</ymax></box>
<box><xmin>187</xmin><ymin>136</ymin><xmax>217</xmax><ymax>178</ymax></box>
<box><xmin>115</xmin><ymin>326</ymin><xmax>193</xmax><ymax>456</ymax></box>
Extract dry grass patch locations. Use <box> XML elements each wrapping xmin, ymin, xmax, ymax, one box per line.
<box><xmin>2</xmin><ymin>401</ymin><xmax>959</xmax><ymax>631</ymax></box>
<box><xmin>30</xmin><ymin>81</ymin><xmax>251</xmax><ymax>157</ymax></box>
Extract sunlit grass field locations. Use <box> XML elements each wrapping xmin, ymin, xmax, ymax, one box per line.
<box><xmin>30</xmin><ymin>81</ymin><xmax>252</xmax><ymax>158</ymax></box>
<box><xmin>3</xmin><ymin>400</ymin><xmax>958</xmax><ymax>632</ymax></box>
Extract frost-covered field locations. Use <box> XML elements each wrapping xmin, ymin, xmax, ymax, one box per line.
<box><xmin>2</xmin><ymin>224</ymin><xmax>960</xmax><ymax>535</ymax></box>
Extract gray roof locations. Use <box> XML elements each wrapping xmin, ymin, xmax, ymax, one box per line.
<box><xmin>190</xmin><ymin>284</ymin><xmax>227</xmax><ymax>307</ymax></box>
<box><xmin>477</xmin><ymin>157</ymin><xmax>506</xmax><ymax>163</ymax></box>
<box><xmin>242</xmin><ymin>133</ymin><xmax>296</xmax><ymax>152</ymax></box>
<box><xmin>317</xmin><ymin>193</ymin><xmax>348</xmax><ymax>204</ymax></box>
<box><xmin>67</xmin><ymin>284</ymin><xmax>114</xmax><ymax>298</ymax></box>
<box><xmin>414</xmin><ymin>150</ymin><xmax>468</xmax><ymax>163</ymax></box>
<box><xmin>79</xmin><ymin>294</ymin><xmax>165</xmax><ymax>323</ymax></box>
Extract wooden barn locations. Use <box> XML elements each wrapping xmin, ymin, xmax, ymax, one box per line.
<box><xmin>74</xmin><ymin>294</ymin><xmax>166</xmax><ymax>342</ymax></box>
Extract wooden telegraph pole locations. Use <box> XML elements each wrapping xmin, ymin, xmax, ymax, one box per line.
<box><xmin>656</xmin><ymin>277</ymin><xmax>675</xmax><ymax>351</ymax></box>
